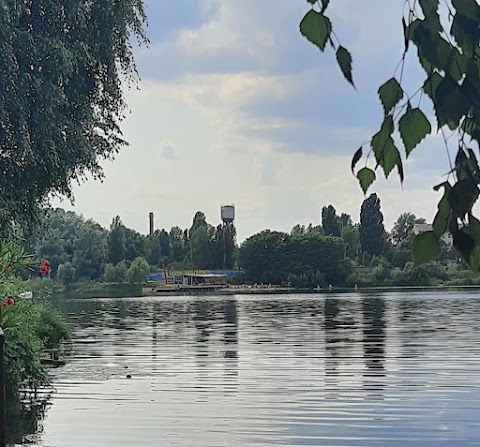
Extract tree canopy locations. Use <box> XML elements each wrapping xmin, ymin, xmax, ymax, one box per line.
<box><xmin>322</xmin><ymin>205</ymin><xmax>342</xmax><ymax>237</ymax></box>
<box><xmin>26</xmin><ymin>208</ymin><xmax>238</xmax><ymax>284</ymax></box>
<box><xmin>238</xmin><ymin>229</ymin><xmax>348</xmax><ymax>286</ymax></box>
<box><xmin>0</xmin><ymin>0</ymin><xmax>147</xmax><ymax>230</ymax></box>
<box><xmin>391</xmin><ymin>213</ymin><xmax>426</xmax><ymax>246</ymax></box>
<box><xmin>300</xmin><ymin>0</ymin><xmax>480</xmax><ymax>268</ymax></box>
<box><xmin>360</xmin><ymin>194</ymin><xmax>386</xmax><ymax>257</ymax></box>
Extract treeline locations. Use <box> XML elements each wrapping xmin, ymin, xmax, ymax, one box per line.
<box><xmin>239</xmin><ymin>193</ymin><xmax>463</xmax><ymax>288</ymax></box>
<box><xmin>239</xmin><ymin>230</ymin><xmax>348</xmax><ymax>286</ymax></box>
<box><xmin>25</xmin><ymin>209</ymin><xmax>236</xmax><ymax>284</ymax></box>
<box><xmin>25</xmin><ymin>193</ymin><xmax>469</xmax><ymax>288</ymax></box>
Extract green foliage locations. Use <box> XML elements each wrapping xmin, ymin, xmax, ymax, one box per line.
<box><xmin>341</xmin><ymin>224</ymin><xmax>360</xmax><ymax>259</ymax></box>
<box><xmin>299</xmin><ymin>0</ymin><xmax>480</xmax><ymax>268</ymax></box>
<box><xmin>288</xmin><ymin>271</ymin><xmax>326</xmax><ymax>289</ymax></box>
<box><xmin>351</xmin><ymin>147</ymin><xmax>363</xmax><ymax>173</ymax></box>
<box><xmin>346</xmin><ymin>258</ymin><xmax>449</xmax><ymax>287</ymax></box>
<box><xmin>370</xmin><ymin>116</ymin><xmax>401</xmax><ymax>179</ymax></box>
<box><xmin>115</xmin><ymin>261</ymin><xmax>128</xmax><ymax>283</ymax></box>
<box><xmin>35</xmin><ymin>303</ymin><xmax>71</xmax><ymax>350</ymax></box>
<box><xmin>72</xmin><ymin>223</ymin><xmax>106</xmax><ymax>280</ymax></box>
<box><xmin>0</xmin><ymin>241</ymin><xmax>35</xmax><ymax>285</ymax></box>
<box><xmin>336</xmin><ymin>46</ymin><xmax>354</xmax><ymax>87</ymax></box>
<box><xmin>56</xmin><ymin>262</ymin><xmax>76</xmax><ymax>286</ymax></box>
<box><xmin>412</xmin><ymin>231</ymin><xmax>441</xmax><ymax>266</ymax></box>
<box><xmin>0</xmin><ymin>242</ymin><xmax>70</xmax><ymax>398</ymax></box>
<box><xmin>158</xmin><ymin>229</ymin><xmax>171</xmax><ymax>260</ymax></box>
<box><xmin>169</xmin><ymin>226</ymin><xmax>188</xmax><ymax>266</ymax></box>
<box><xmin>25</xmin><ymin>208</ymin><xmax>239</xmax><ymax>280</ymax></box>
<box><xmin>184</xmin><ymin>212</ymin><xmax>237</xmax><ymax>270</ymax></box>
<box><xmin>104</xmin><ymin>260</ymin><xmax>128</xmax><ymax>283</ymax></box>
<box><xmin>146</xmin><ymin>231</ymin><xmax>163</xmax><ymax>266</ymax></box>
<box><xmin>378</xmin><ymin>78</ymin><xmax>404</xmax><ymax>115</ymax></box>
<box><xmin>190</xmin><ymin>225</ymin><xmax>210</xmax><ymax>269</ymax></box>
<box><xmin>321</xmin><ymin>205</ymin><xmax>341</xmax><ymax>237</ymax></box>
<box><xmin>124</xmin><ymin>227</ymin><xmax>149</xmax><ymax>262</ymax></box>
<box><xmin>0</xmin><ymin>0</ymin><xmax>147</xmax><ymax>229</ymax></box>
<box><xmin>360</xmin><ymin>194</ymin><xmax>386</xmax><ymax>257</ymax></box>
<box><xmin>391</xmin><ymin>212</ymin><xmax>426</xmax><ymax>245</ymax></box>
<box><xmin>126</xmin><ymin>257</ymin><xmax>150</xmax><ymax>284</ymax></box>
<box><xmin>432</xmin><ymin>182</ymin><xmax>452</xmax><ymax>237</ymax></box>
<box><xmin>24</xmin><ymin>208</ymin><xmax>85</xmax><ymax>277</ymax></box>
<box><xmin>103</xmin><ymin>263</ymin><xmax>117</xmax><ymax>283</ymax></box>
<box><xmin>300</xmin><ymin>10</ymin><xmax>332</xmax><ymax>51</ymax></box>
<box><xmin>357</xmin><ymin>168</ymin><xmax>376</xmax><ymax>194</ymax></box>
<box><xmin>239</xmin><ymin>230</ymin><xmax>347</xmax><ymax>285</ymax></box>
<box><xmin>222</xmin><ymin>223</ymin><xmax>238</xmax><ymax>269</ymax></box>
<box><xmin>300</xmin><ymin>3</ymin><xmax>353</xmax><ymax>85</ymax></box>
<box><xmin>398</xmin><ymin>107</ymin><xmax>431</xmax><ymax>156</ymax></box>
<box><xmin>4</xmin><ymin>299</ymin><xmax>70</xmax><ymax>395</ymax></box>
<box><xmin>108</xmin><ymin>216</ymin><xmax>126</xmax><ymax>265</ymax></box>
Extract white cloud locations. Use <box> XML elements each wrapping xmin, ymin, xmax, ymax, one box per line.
<box><xmin>55</xmin><ymin>0</ymin><xmax>449</xmax><ymax>241</ymax></box>
<box><xmin>159</xmin><ymin>141</ymin><xmax>178</xmax><ymax>160</ymax></box>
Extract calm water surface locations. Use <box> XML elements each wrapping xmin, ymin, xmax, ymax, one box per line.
<box><xmin>20</xmin><ymin>291</ymin><xmax>480</xmax><ymax>446</ymax></box>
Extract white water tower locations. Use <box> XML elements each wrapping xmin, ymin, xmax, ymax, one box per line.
<box><xmin>221</xmin><ymin>205</ymin><xmax>235</xmax><ymax>225</ymax></box>
<box><xmin>220</xmin><ymin>205</ymin><xmax>235</xmax><ymax>270</ymax></box>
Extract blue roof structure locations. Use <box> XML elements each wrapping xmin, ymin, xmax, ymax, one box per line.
<box><xmin>148</xmin><ymin>270</ymin><xmax>240</xmax><ymax>282</ymax></box>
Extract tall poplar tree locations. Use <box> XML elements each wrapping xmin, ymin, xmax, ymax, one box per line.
<box><xmin>299</xmin><ymin>0</ymin><xmax>480</xmax><ymax>267</ymax></box>
<box><xmin>359</xmin><ymin>193</ymin><xmax>385</xmax><ymax>257</ymax></box>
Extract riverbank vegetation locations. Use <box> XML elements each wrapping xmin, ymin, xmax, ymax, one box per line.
<box><xmin>0</xmin><ymin>1</ymin><xmax>150</xmax><ymax>443</ymax></box>
<box><xmin>23</xmin><ymin>208</ymin><xmax>237</xmax><ymax>285</ymax></box>
<box><xmin>0</xmin><ymin>243</ymin><xmax>71</xmax><ymax>444</ymax></box>
<box><xmin>19</xmin><ymin>193</ymin><xmax>479</xmax><ymax>291</ymax></box>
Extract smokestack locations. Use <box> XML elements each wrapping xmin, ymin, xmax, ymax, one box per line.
<box><xmin>149</xmin><ymin>212</ymin><xmax>154</xmax><ymax>236</ymax></box>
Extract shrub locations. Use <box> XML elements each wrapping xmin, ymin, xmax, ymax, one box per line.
<box><xmin>0</xmin><ymin>242</ymin><xmax>71</xmax><ymax>396</ymax></box>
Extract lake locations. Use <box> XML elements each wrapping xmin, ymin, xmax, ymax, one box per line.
<box><xmin>14</xmin><ymin>291</ymin><xmax>480</xmax><ymax>446</ymax></box>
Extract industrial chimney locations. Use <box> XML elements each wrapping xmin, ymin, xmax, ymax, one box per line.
<box><xmin>149</xmin><ymin>212</ymin><xmax>154</xmax><ymax>236</ymax></box>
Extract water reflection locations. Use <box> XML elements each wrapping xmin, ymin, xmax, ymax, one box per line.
<box><xmin>223</xmin><ymin>299</ymin><xmax>238</xmax><ymax>359</ymax></box>
<box><xmin>324</xmin><ymin>298</ymin><xmax>341</xmax><ymax>383</ymax></box>
<box><xmin>13</xmin><ymin>291</ymin><xmax>480</xmax><ymax>447</ymax></box>
<box><xmin>362</xmin><ymin>297</ymin><xmax>386</xmax><ymax>397</ymax></box>
<box><xmin>192</xmin><ymin>299</ymin><xmax>211</xmax><ymax>365</ymax></box>
<box><xmin>6</xmin><ymin>394</ymin><xmax>49</xmax><ymax>445</ymax></box>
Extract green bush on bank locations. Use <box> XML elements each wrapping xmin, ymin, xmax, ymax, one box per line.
<box><xmin>2</xmin><ymin>298</ymin><xmax>70</xmax><ymax>395</ymax></box>
<box><xmin>0</xmin><ymin>243</ymin><xmax>71</xmax><ymax>397</ymax></box>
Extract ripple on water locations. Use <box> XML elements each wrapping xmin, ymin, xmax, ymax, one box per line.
<box><xmin>25</xmin><ymin>291</ymin><xmax>480</xmax><ymax>447</ymax></box>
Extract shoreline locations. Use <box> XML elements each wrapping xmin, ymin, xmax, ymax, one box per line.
<box><xmin>141</xmin><ymin>283</ymin><xmax>480</xmax><ymax>297</ymax></box>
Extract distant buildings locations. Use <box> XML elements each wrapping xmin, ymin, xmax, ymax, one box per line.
<box><xmin>413</xmin><ymin>223</ymin><xmax>454</xmax><ymax>247</ymax></box>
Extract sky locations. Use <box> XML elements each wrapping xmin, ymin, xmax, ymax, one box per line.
<box><xmin>54</xmin><ymin>0</ymin><xmax>454</xmax><ymax>242</ymax></box>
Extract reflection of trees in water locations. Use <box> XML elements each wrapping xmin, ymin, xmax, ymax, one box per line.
<box><xmin>6</xmin><ymin>392</ymin><xmax>50</xmax><ymax>445</ymax></box>
<box><xmin>223</xmin><ymin>300</ymin><xmax>239</xmax><ymax>394</ymax></box>
<box><xmin>151</xmin><ymin>302</ymin><xmax>159</xmax><ymax>371</ymax></box>
<box><xmin>190</xmin><ymin>299</ymin><xmax>240</xmax><ymax>395</ymax></box>
<box><xmin>324</xmin><ymin>298</ymin><xmax>362</xmax><ymax>380</ymax></box>
<box><xmin>192</xmin><ymin>300</ymin><xmax>212</xmax><ymax>368</ymax></box>
<box><xmin>323</xmin><ymin>297</ymin><xmax>386</xmax><ymax>399</ymax></box>
<box><xmin>324</xmin><ymin>298</ymin><xmax>341</xmax><ymax>384</ymax></box>
<box><xmin>362</xmin><ymin>296</ymin><xmax>386</xmax><ymax>397</ymax></box>
<box><xmin>223</xmin><ymin>300</ymin><xmax>238</xmax><ymax>360</ymax></box>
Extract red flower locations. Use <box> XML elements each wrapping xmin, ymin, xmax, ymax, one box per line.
<box><xmin>7</xmin><ymin>296</ymin><xmax>14</xmax><ymax>305</ymax></box>
<box><xmin>39</xmin><ymin>259</ymin><xmax>51</xmax><ymax>276</ymax></box>
<box><xmin>2</xmin><ymin>301</ymin><xmax>8</xmax><ymax>308</ymax></box>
